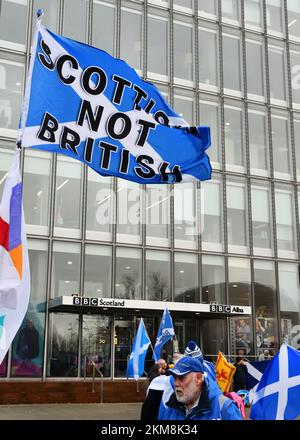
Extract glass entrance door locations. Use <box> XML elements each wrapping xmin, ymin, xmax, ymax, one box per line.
<box><xmin>114</xmin><ymin>315</ymin><xmax>136</xmax><ymax>377</ymax></box>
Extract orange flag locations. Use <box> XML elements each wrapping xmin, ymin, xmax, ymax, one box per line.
<box><xmin>216</xmin><ymin>351</ymin><xmax>236</xmax><ymax>392</ymax></box>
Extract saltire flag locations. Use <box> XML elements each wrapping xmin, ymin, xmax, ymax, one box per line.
<box><xmin>18</xmin><ymin>19</ymin><xmax>212</xmax><ymax>185</ymax></box>
<box><xmin>153</xmin><ymin>308</ymin><xmax>175</xmax><ymax>361</ymax></box>
<box><xmin>245</xmin><ymin>360</ymin><xmax>270</xmax><ymax>402</ymax></box>
<box><xmin>250</xmin><ymin>344</ymin><xmax>300</xmax><ymax>420</ymax></box>
<box><xmin>215</xmin><ymin>352</ymin><xmax>236</xmax><ymax>392</ymax></box>
<box><xmin>0</xmin><ymin>149</ymin><xmax>30</xmax><ymax>364</ymax></box>
<box><xmin>127</xmin><ymin>318</ymin><xmax>151</xmax><ymax>380</ymax></box>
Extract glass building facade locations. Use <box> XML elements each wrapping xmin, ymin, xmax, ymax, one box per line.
<box><xmin>0</xmin><ymin>0</ymin><xmax>300</xmax><ymax>380</ymax></box>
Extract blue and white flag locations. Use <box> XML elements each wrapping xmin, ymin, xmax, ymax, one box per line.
<box><xmin>18</xmin><ymin>19</ymin><xmax>211</xmax><ymax>185</ymax></box>
<box><xmin>153</xmin><ymin>308</ymin><xmax>175</xmax><ymax>361</ymax></box>
<box><xmin>127</xmin><ymin>318</ymin><xmax>151</xmax><ymax>380</ymax></box>
<box><xmin>250</xmin><ymin>344</ymin><xmax>300</xmax><ymax>420</ymax></box>
<box><xmin>246</xmin><ymin>360</ymin><xmax>270</xmax><ymax>401</ymax></box>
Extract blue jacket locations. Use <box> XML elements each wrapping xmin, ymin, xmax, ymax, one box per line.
<box><xmin>158</xmin><ymin>376</ymin><xmax>242</xmax><ymax>420</ymax></box>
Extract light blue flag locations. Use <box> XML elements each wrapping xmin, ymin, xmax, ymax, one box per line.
<box><xmin>18</xmin><ymin>19</ymin><xmax>212</xmax><ymax>184</ymax></box>
<box><xmin>250</xmin><ymin>344</ymin><xmax>300</xmax><ymax>420</ymax></box>
<box><xmin>127</xmin><ymin>318</ymin><xmax>151</xmax><ymax>380</ymax></box>
<box><xmin>153</xmin><ymin>309</ymin><xmax>175</xmax><ymax>361</ymax></box>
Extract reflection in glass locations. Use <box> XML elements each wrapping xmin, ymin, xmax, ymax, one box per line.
<box><xmin>47</xmin><ymin>314</ymin><xmax>79</xmax><ymax>377</ymax></box>
<box><xmin>51</xmin><ymin>242</ymin><xmax>81</xmax><ymax>298</ymax></box>
<box><xmin>32</xmin><ymin>0</ymin><xmax>58</xmax><ymax>35</ymax></box>
<box><xmin>202</xmin><ymin>178</ymin><xmax>222</xmax><ymax>249</ymax></box>
<box><xmin>201</xmin><ymin>255</ymin><xmax>225</xmax><ymax>304</ymax></box>
<box><xmin>244</xmin><ymin>0</ymin><xmax>262</xmax><ymax>28</ymax></box>
<box><xmin>174</xmin><ymin>96</ymin><xmax>193</xmax><ymax>125</ymax></box>
<box><xmin>287</xmin><ymin>0</ymin><xmax>300</xmax><ymax>39</ymax></box>
<box><xmin>120</xmin><ymin>9</ymin><xmax>142</xmax><ymax>70</ymax></box>
<box><xmin>0</xmin><ymin>60</ymin><xmax>24</xmax><ymax>130</ymax></box>
<box><xmin>174</xmin><ymin>22</ymin><xmax>193</xmax><ymax>82</ymax></box>
<box><xmin>198</xmin><ymin>28</ymin><xmax>218</xmax><ymax>88</ymax></box>
<box><xmin>227</xmin><ymin>179</ymin><xmax>248</xmax><ymax>249</ymax></box>
<box><xmin>148</xmin><ymin>16</ymin><xmax>168</xmax><ymax>76</ymax></box>
<box><xmin>294</xmin><ymin>118</ymin><xmax>300</xmax><ymax>179</ymax></box>
<box><xmin>223</xmin><ymin>34</ymin><xmax>241</xmax><ymax>92</ymax></box>
<box><xmin>63</xmin><ymin>0</ymin><xmax>87</xmax><ymax>42</ymax></box>
<box><xmin>269</xmin><ymin>45</ymin><xmax>286</xmax><ymax>102</ymax></box>
<box><xmin>290</xmin><ymin>50</ymin><xmax>300</xmax><ymax>106</ymax></box>
<box><xmin>222</xmin><ymin>0</ymin><xmax>240</xmax><ymax>22</ymax></box>
<box><xmin>202</xmin><ymin>319</ymin><xmax>227</xmax><ymax>359</ymax></box>
<box><xmin>199</xmin><ymin>101</ymin><xmax>220</xmax><ymax>164</ymax></box>
<box><xmin>174</xmin><ymin>253</ymin><xmax>198</xmax><ymax>303</ymax></box>
<box><xmin>266</xmin><ymin>0</ymin><xmax>284</xmax><ymax>34</ymax></box>
<box><xmin>246</xmin><ymin>39</ymin><xmax>264</xmax><ymax>97</ymax></box>
<box><xmin>0</xmin><ymin>0</ymin><xmax>28</xmax><ymax>45</ymax></box>
<box><xmin>146</xmin><ymin>250</ymin><xmax>170</xmax><ymax>301</ymax></box>
<box><xmin>198</xmin><ymin>0</ymin><xmax>217</xmax><ymax>15</ymax></box>
<box><xmin>251</xmin><ymin>181</ymin><xmax>272</xmax><ymax>253</ymax></box>
<box><xmin>174</xmin><ymin>183</ymin><xmax>198</xmax><ymax>247</ymax></box>
<box><xmin>0</xmin><ymin>146</ymin><xmax>14</xmax><ymax>200</ymax></box>
<box><xmin>275</xmin><ymin>185</ymin><xmax>296</xmax><ymax>254</ymax></box>
<box><xmin>228</xmin><ymin>258</ymin><xmax>251</xmax><ymax>306</ymax></box>
<box><xmin>92</xmin><ymin>2</ymin><xmax>115</xmax><ymax>55</ymax></box>
<box><xmin>271</xmin><ymin>113</ymin><xmax>291</xmax><ymax>176</ymax></box>
<box><xmin>81</xmin><ymin>315</ymin><xmax>111</xmax><ymax>377</ymax></box>
<box><xmin>115</xmin><ymin>248</ymin><xmax>141</xmax><ymax>299</ymax></box>
<box><xmin>248</xmin><ymin>110</ymin><xmax>268</xmax><ymax>174</ymax></box>
<box><xmin>224</xmin><ymin>106</ymin><xmax>244</xmax><ymax>168</ymax></box>
<box><xmin>114</xmin><ymin>316</ymin><xmax>135</xmax><ymax>378</ymax></box>
<box><xmin>146</xmin><ymin>185</ymin><xmax>169</xmax><ymax>244</ymax></box>
<box><xmin>117</xmin><ymin>179</ymin><xmax>141</xmax><ymax>242</ymax></box>
<box><xmin>84</xmin><ymin>245</ymin><xmax>112</xmax><ymax>298</ymax></box>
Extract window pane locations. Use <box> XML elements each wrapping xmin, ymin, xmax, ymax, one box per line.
<box><xmin>279</xmin><ymin>263</ymin><xmax>300</xmax><ymax>349</ymax></box>
<box><xmin>146</xmin><ymin>250</ymin><xmax>170</xmax><ymax>301</ymax></box>
<box><xmin>227</xmin><ymin>178</ymin><xmax>248</xmax><ymax>250</ymax></box>
<box><xmin>0</xmin><ymin>0</ymin><xmax>28</xmax><ymax>45</ymax></box>
<box><xmin>117</xmin><ymin>179</ymin><xmax>141</xmax><ymax>243</ymax></box>
<box><xmin>0</xmin><ymin>146</ymin><xmax>14</xmax><ymax>200</ymax></box>
<box><xmin>275</xmin><ymin>184</ymin><xmax>297</xmax><ymax>255</ymax></box>
<box><xmin>92</xmin><ymin>1</ymin><xmax>115</xmax><ymax>55</ymax></box>
<box><xmin>246</xmin><ymin>39</ymin><xmax>264</xmax><ymax>97</ymax></box>
<box><xmin>287</xmin><ymin>0</ymin><xmax>300</xmax><ymax>39</ymax></box>
<box><xmin>198</xmin><ymin>0</ymin><xmax>217</xmax><ymax>15</ymax></box>
<box><xmin>146</xmin><ymin>185</ymin><xmax>169</xmax><ymax>244</ymax></box>
<box><xmin>148</xmin><ymin>16</ymin><xmax>168</xmax><ymax>76</ymax></box>
<box><xmin>254</xmin><ymin>260</ymin><xmax>278</xmax><ymax>353</ymax></box>
<box><xmin>245</xmin><ymin>0</ymin><xmax>262</xmax><ymax>28</ymax></box>
<box><xmin>266</xmin><ymin>0</ymin><xmax>284</xmax><ymax>34</ymax></box>
<box><xmin>294</xmin><ymin>117</ymin><xmax>300</xmax><ymax>179</ymax></box>
<box><xmin>174</xmin><ymin>183</ymin><xmax>198</xmax><ymax>248</ymax></box>
<box><xmin>115</xmin><ymin>248</ymin><xmax>142</xmax><ymax>299</ymax></box>
<box><xmin>174</xmin><ymin>22</ymin><xmax>193</xmax><ymax>82</ymax></box>
<box><xmin>223</xmin><ymin>34</ymin><xmax>241</xmax><ymax>92</ymax></box>
<box><xmin>202</xmin><ymin>177</ymin><xmax>223</xmax><ymax>249</ymax></box>
<box><xmin>51</xmin><ymin>242</ymin><xmax>81</xmax><ymax>298</ymax></box>
<box><xmin>63</xmin><ymin>0</ymin><xmax>88</xmax><ymax>43</ymax></box>
<box><xmin>81</xmin><ymin>315</ymin><xmax>111</xmax><ymax>377</ymax></box>
<box><xmin>174</xmin><ymin>0</ymin><xmax>193</xmax><ymax>8</ymax></box>
<box><xmin>11</xmin><ymin>240</ymin><xmax>48</xmax><ymax>377</ymax></box>
<box><xmin>198</xmin><ymin>28</ymin><xmax>218</xmax><ymax>88</ymax></box>
<box><xmin>291</xmin><ymin>50</ymin><xmax>300</xmax><ymax>106</ymax></box>
<box><xmin>199</xmin><ymin>100</ymin><xmax>220</xmax><ymax>165</ymax></box>
<box><xmin>174</xmin><ymin>253</ymin><xmax>198</xmax><ymax>303</ymax></box>
<box><xmin>271</xmin><ymin>113</ymin><xmax>291</xmax><ymax>176</ymax></box>
<box><xmin>32</xmin><ymin>0</ymin><xmax>58</xmax><ymax>36</ymax></box>
<box><xmin>232</xmin><ymin>316</ymin><xmax>252</xmax><ymax>356</ymax></box>
<box><xmin>224</xmin><ymin>105</ymin><xmax>244</xmax><ymax>169</ymax></box>
<box><xmin>114</xmin><ymin>316</ymin><xmax>136</xmax><ymax>377</ymax></box>
<box><xmin>120</xmin><ymin>9</ymin><xmax>142</xmax><ymax>70</ymax></box>
<box><xmin>86</xmin><ymin>169</ymin><xmax>112</xmax><ymax>238</ymax></box>
<box><xmin>84</xmin><ymin>244</ymin><xmax>112</xmax><ymax>298</ymax></box>
<box><xmin>174</xmin><ymin>96</ymin><xmax>193</xmax><ymax>125</ymax></box>
<box><xmin>222</xmin><ymin>0</ymin><xmax>240</xmax><ymax>22</ymax></box>
<box><xmin>201</xmin><ymin>255</ymin><xmax>225</xmax><ymax>304</ymax></box>
<box><xmin>251</xmin><ymin>181</ymin><xmax>273</xmax><ymax>253</ymax></box>
<box><xmin>23</xmin><ymin>151</ymin><xmax>52</xmax><ymax>229</ymax></box>
<box><xmin>228</xmin><ymin>258</ymin><xmax>251</xmax><ymax>306</ymax></box>
<box><xmin>269</xmin><ymin>45</ymin><xmax>287</xmax><ymax>102</ymax></box>
<box><xmin>54</xmin><ymin>157</ymin><xmax>83</xmax><ymax>232</ymax></box>
<box><xmin>0</xmin><ymin>60</ymin><xmax>24</xmax><ymax>130</ymax></box>
<box><xmin>248</xmin><ymin>110</ymin><xmax>268</xmax><ymax>174</ymax></box>
<box><xmin>47</xmin><ymin>313</ymin><xmax>79</xmax><ymax>377</ymax></box>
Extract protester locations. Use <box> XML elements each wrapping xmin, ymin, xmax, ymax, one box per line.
<box><xmin>233</xmin><ymin>357</ymin><xmax>247</xmax><ymax>393</ymax></box>
<box><xmin>158</xmin><ymin>357</ymin><xmax>242</xmax><ymax>420</ymax></box>
<box><xmin>147</xmin><ymin>358</ymin><xmax>167</xmax><ymax>383</ymax></box>
<box><xmin>258</xmin><ymin>349</ymin><xmax>272</xmax><ymax>361</ymax></box>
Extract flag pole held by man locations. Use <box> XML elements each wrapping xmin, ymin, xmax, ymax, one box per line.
<box><xmin>0</xmin><ymin>149</ymin><xmax>30</xmax><ymax>364</ymax></box>
<box><xmin>17</xmin><ymin>15</ymin><xmax>212</xmax><ymax>185</ymax></box>
<box><xmin>127</xmin><ymin>318</ymin><xmax>151</xmax><ymax>380</ymax></box>
<box><xmin>153</xmin><ymin>308</ymin><xmax>175</xmax><ymax>362</ymax></box>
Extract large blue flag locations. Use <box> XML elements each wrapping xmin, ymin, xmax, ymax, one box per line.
<box><xmin>153</xmin><ymin>308</ymin><xmax>175</xmax><ymax>361</ymax></box>
<box><xmin>127</xmin><ymin>318</ymin><xmax>151</xmax><ymax>380</ymax></box>
<box><xmin>250</xmin><ymin>344</ymin><xmax>300</xmax><ymax>420</ymax></box>
<box><xmin>246</xmin><ymin>360</ymin><xmax>270</xmax><ymax>402</ymax></box>
<box><xmin>18</xmin><ymin>19</ymin><xmax>211</xmax><ymax>184</ymax></box>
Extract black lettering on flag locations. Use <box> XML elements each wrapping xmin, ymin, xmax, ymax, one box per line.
<box><xmin>145</xmin><ymin>99</ymin><xmax>156</xmax><ymax>114</ymax></box>
<box><xmin>112</xmin><ymin>75</ymin><xmax>132</xmax><ymax>104</ymax></box>
<box><xmin>60</xmin><ymin>126</ymin><xmax>81</xmax><ymax>156</ymax></box>
<box><xmin>82</xmin><ymin>66</ymin><xmax>107</xmax><ymax>95</ymax></box>
<box><xmin>107</xmin><ymin>113</ymin><xmax>131</xmax><ymax>140</ymax></box>
<box><xmin>84</xmin><ymin>137</ymin><xmax>95</xmax><ymax>163</ymax></box>
<box><xmin>172</xmin><ymin>165</ymin><xmax>182</xmax><ymax>183</ymax></box>
<box><xmin>136</xmin><ymin>119</ymin><xmax>156</xmax><ymax>147</ymax></box>
<box><xmin>159</xmin><ymin>162</ymin><xmax>182</xmax><ymax>183</ymax></box>
<box><xmin>56</xmin><ymin>54</ymin><xmax>78</xmax><ymax>85</ymax></box>
<box><xmin>77</xmin><ymin>100</ymin><xmax>104</xmax><ymax>132</ymax></box>
<box><xmin>38</xmin><ymin>39</ymin><xmax>55</xmax><ymax>71</ymax></box>
<box><xmin>99</xmin><ymin>141</ymin><xmax>118</xmax><ymax>169</ymax></box>
<box><xmin>154</xmin><ymin>111</ymin><xmax>169</xmax><ymax>126</ymax></box>
<box><xmin>37</xmin><ymin>112</ymin><xmax>59</xmax><ymax>142</ymax></box>
<box><xmin>135</xmin><ymin>155</ymin><xmax>156</xmax><ymax>179</ymax></box>
<box><xmin>133</xmin><ymin>85</ymin><xmax>148</xmax><ymax>110</ymax></box>
<box><xmin>119</xmin><ymin>148</ymin><xmax>130</xmax><ymax>174</ymax></box>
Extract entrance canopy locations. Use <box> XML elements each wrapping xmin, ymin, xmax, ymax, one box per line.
<box><xmin>48</xmin><ymin>296</ymin><xmax>251</xmax><ymax>318</ymax></box>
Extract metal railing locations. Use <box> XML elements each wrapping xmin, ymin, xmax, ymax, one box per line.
<box><xmin>83</xmin><ymin>356</ymin><xmax>104</xmax><ymax>403</ymax></box>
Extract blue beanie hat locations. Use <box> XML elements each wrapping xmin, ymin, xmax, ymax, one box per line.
<box><xmin>184</xmin><ymin>340</ymin><xmax>204</xmax><ymax>362</ymax></box>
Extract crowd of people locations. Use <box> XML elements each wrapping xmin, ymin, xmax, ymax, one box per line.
<box><xmin>141</xmin><ymin>341</ymin><xmax>245</xmax><ymax>421</ymax></box>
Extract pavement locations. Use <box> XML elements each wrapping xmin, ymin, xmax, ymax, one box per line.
<box><xmin>0</xmin><ymin>402</ymin><xmax>143</xmax><ymax>420</ymax></box>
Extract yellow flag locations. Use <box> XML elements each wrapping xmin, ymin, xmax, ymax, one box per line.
<box><xmin>216</xmin><ymin>351</ymin><xmax>236</xmax><ymax>392</ymax></box>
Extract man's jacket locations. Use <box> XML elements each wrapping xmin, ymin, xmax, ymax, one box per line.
<box><xmin>158</xmin><ymin>376</ymin><xmax>242</xmax><ymax>420</ymax></box>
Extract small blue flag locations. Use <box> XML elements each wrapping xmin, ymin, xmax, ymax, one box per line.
<box><xmin>18</xmin><ymin>21</ymin><xmax>212</xmax><ymax>184</ymax></box>
<box><xmin>127</xmin><ymin>318</ymin><xmax>151</xmax><ymax>380</ymax></box>
<box><xmin>153</xmin><ymin>308</ymin><xmax>175</xmax><ymax>361</ymax></box>
<box><xmin>250</xmin><ymin>344</ymin><xmax>300</xmax><ymax>420</ymax></box>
